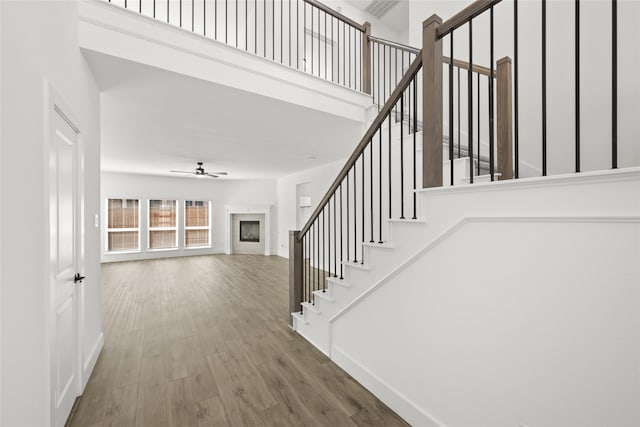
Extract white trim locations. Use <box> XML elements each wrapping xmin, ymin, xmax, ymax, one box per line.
<box><xmin>330</xmin><ymin>215</ymin><xmax>640</xmax><ymax>326</ymax></box>
<box><xmin>417</xmin><ymin>166</ymin><xmax>640</xmax><ymax>196</ymax></box>
<box><xmin>82</xmin><ymin>333</ymin><xmax>104</xmax><ymax>389</ymax></box>
<box><xmin>225</xmin><ymin>205</ymin><xmax>272</xmax><ymax>256</ymax></box>
<box><xmin>331</xmin><ymin>345</ymin><xmax>444</xmax><ymax>427</ymax></box>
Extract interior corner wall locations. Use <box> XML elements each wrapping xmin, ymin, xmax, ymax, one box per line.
<box><xmin>100</xmin><ymin>172</ymin><xmax>277</xmax><ymax>262</ymax></box>
<box><xmin>276</xmin><ymin>159</ymin><xmax>344</xmax><ymax>258</ymax></box>
<box><xmin>0</xmin><ymin>1</ymin><xmax>102</xmax><ymax>426</ymax></box>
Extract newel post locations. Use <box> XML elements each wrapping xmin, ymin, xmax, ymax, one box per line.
<box><xmin>496</xmin><ymin>56</ymin><xmax>514</xmax><ymax>180</ymax></box>
<box><xmin>422</xmin><ymin>15</ymin><xmax>443</xmax><ymax>188</ymax></box>
<box><xmin>362</xmin><ymin>22</ymin><xmax>372</xmax><ymax>95</ymax></box>
<box><xmin>288</xmin><ymin>230</ymin><xmax>303</xmax><ymax>328</ymax></box>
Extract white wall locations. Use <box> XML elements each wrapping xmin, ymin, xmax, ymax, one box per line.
<box><xmin>0</xmin><ymin>1</ymin><xmax>102</xmax><ymax>426</ymax></box>
<box><xmin>329</xmin><ymin>169</ymin><xmax>640</xmax><ymax>427</ymax></box>
<box><xmin>409</xmin><ymin>0</ymin><xmax>640</xmax><ymax>176</ymax></box>
<box><xmin>276</xmin><ymin>158</ymin><xmax>344</xmax><ymax>257</ymax></box>
<box><xmin>101</xmin><ymin>172</ymin><xmax>277</xmax><ymax>262</ymax></box>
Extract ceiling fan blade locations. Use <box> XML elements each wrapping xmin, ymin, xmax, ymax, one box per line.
<box><xmin>169</xmin><ymin>170</ymin><xmax>194</xmax><ymax>174</ymax></box>
<box><xmin>207</xmin><ymin>172</ymin><xmax>228</xmax><ymax>175</ymax></box>
<box><xmin>205</xmin><ymin>173</ymin><xmax>219</xmax><ymax>178</ymax></box>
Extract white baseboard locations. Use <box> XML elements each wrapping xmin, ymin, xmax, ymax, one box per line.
<box><xmin>82</xmin><ymin>332</ymin><xmax>104</xmax><ymax>390</ymax></box>
<box><xmin>331</xmin><ymin>345</ymin><xmax>444</xmax><ymax>427</ymax></box>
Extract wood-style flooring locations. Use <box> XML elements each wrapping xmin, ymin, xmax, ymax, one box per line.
<box><xmin>69</xmin><ymin>255</ymin><xmax>408</xmax><ymax>427</ymax></box>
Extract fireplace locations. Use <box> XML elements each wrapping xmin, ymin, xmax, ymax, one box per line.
<box><xmin>239</xmin><ymin>220</ymin><xmax>260</xmax><ymax>242</ymax></box>
<box><xmin>225</xmin><ymin>205</ymin><xmax>271</xmax><ymax>256</ymax></box>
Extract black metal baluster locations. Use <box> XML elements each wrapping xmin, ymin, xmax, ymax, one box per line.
<box><xmin>333</xmin><ymin>191</ymin><xmax>337</xmax><ymax>277</ymax></box>
<box><xmin>370</xmin><ymin>140</ymin><xmax>374</xmax><ymax>243</ymax></box>
<box><xmin>272</xmin><ymin>0</ymin><xmax>275</xmax><ymax>60</ymax></box>
<box><xmin>337</xmin><ymin>19</ymin><xmax>340</xmax><ymax>84</ymax></box>
<box><xmin>346</xmin><ymin>170</ymin><xmax>350</xmax><ymax>262</ymax></box>
<box><xmin>343</xmin><ymin>22</ymin><xmax>345</xmax><ymax>86</ymax></box>
<box><xmin>378</xmin><ymin>126</ymin><xmax>383</xmax><ymax>243</ymax></box>
<box><xmin>288</xmin><ymin>0</ymin><xmax>291</xmax><ymax>65</ymax></box>
<box><xmin>412</xmin><ymin>77</ymin><xmax>417</xmax><ymax>219</ymax></box>
<box><xmin>303</xmin><ymin>233</ymin><xmax>307</xmax><ymax>310</ymax></box>
<box><xmin>339</xmin><ymin>183</ymin><xmax>343</xmax><ymax>279</ymax></box>
<box><xmin>166</xmin><ymin>0</ymin><xmax>169</xmax><ymax>23</ymax></box>
<box><xmin>204</xmin><ymin>0</ymin><xmax>207</xmax><ymax>36</ymax></box>
<box><xmin>469</xmin><ymin>19</ymin><xmax>474</xmax><ymax>184</ymax></box>
<box><xmin>382</xmin><ymin>43</ymin><xmax>386</xmax><ymax>106</ymax></box>
<box><xmin>255</xmin><ymin>0</ymin><xmax>257</xmax><ymax>53</ymax></box>
<box><xmin>458</xmin><ymin>67</ymin><xmax>461</xmax><ymax>158</ymax></box>
<box><xmin>575</xmin><ymin>0</ymin><xmax>580</xmax><ymax>172</ymax></box>
<box><xmin>264</xmin><ymin>0</ymin><xmax>267</xmax><ymax>57</ymax></box>
<box><xmin>361</xmin><ymin>150</ymin><xmax>365</xmax><ymax>263</ymax></box>
<box><xmin>316</xmin><ymin>220</ymin><xmax>319</xmax><ymax>295</ymax></box>
<box><xmin>153</xmin><ymin>0</ymin><xmax>156</xmax><ymax>18</ymax></box>
<box><xmin>449</xmin><ymin>32</ymin><xmax>455</xmax><ymax>185</ymax></box>
<box><xmin>377</xmin><ymin>43</ymin><xmax>381</xmax><ymax>110</ymax></box>
<box><xmin>514</xmin><ymin>0</ymin><xmax>519</xmax><ymax>178</ymax></box>
<box><xmin>489</xmin><ymin>7</ymin><xmax>495</xmax><ymax>181</ymax></box>
<box><xmin>280</xmin><ymin>0</ymin><xmax>283</xmax><ymax>62</ymax></box>
<box><xmin>348</xmin><ymin>26</ymin><xmax>352</xmax><ymax>88</ymax></box>
<box><xmin>388</xmin><ymin>113</ymin><xmax>392</xmax><ymax>218</ymax></box>
<box><xmin>303</xmin><ymin>2</ymin><xmax>306</xmax><ymax>69</ymax></box>
<box><xmin>311</xmin><ymin>6</ymin><xmax>313</xmax><ymax>73</ymax></box>
<box><xmin>542</xmin><ymin>0</ymin><xmax>547</xmax><ymax>176</ymax></box>
<box><xmin>324</xmin><ymin>13</ymin><xmax>327</xmax><ymax>79</ymax></box>
<box><xmin>331</xmin><ymin>17</ymin><xmax>334</xmax><ymax>81</ymax></box>
<box><xmin>307</xmin><ymin>221</ymin><xmax>318</xmax><ymax>303</ymax></box>
<box><xmin>245</xmin><ymin>0</ymin><xmax>248</xmax><ymax>50</ymax></box>
<box><xmin>139</xmin><ymin>0</ymin><xmax>141</xmax><ymax>14</ymax></box>
<box><xmin>353</xmin><ymin>164</ymin><xmax>357</xmax><ymax>263</ymax></box>
<box><xmin>225</xmin><ymin>0</ymin><xmax>227</xmax><ymax>43</ymax></box>
<box><xmin>180</xmin><ymin>0</ymin><xmax>182</xmax><ymax>27</ymax></box>
<box><xmin>235</xmin><ymin>0</ymin><xmax>238</xmax><ymax>47</ymax></box>
<box><xmin>296</xmin><ymin>0</ymin><xmax>299</xmax><ymax>68</ymax></box>
<box><xmin>477</xmin><ymin>72</ymin><xmax>480</xmax><ymax>176</ymax></box>
<box><xmin>192</xmin><ymin>0</ymin><xmax>194</xmax><ymax>32</ymax></box>
<box><xmin>400</xmin><ymin>92</ymin><xmax>405</xmax><ymax>218</ymax></box>
<box><xmin>322</xmin><ymin>207</ymin><xmax>325</xmax><ymax>292</ymax></box>
<box><xmin>612</xmin><ymin>0</ymin><xmax>618</xmax><ymax>169</ymax></box>
<box><xmin>328</xmin><ymin>197</ymin><xmax>331</xmax><ymax>278</ymax></box>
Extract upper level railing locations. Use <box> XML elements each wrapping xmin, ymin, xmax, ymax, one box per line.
<box><xmin>104</xmin><ymin>0</ymin><xmax>370</xmax><ymax>91</ymax></box>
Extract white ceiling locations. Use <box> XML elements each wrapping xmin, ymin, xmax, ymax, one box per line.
<box><xmin>84</xmin><ymin>51</ymin><xmax>364</xmax><ymax>180</ymax></box>
<box><xmin>344</xmin><ymin>0</ymin><xmax>409</xmax><ymax>33</ymax></box>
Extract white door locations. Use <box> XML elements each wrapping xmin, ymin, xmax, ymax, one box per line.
<box><xmin>50</xmin><ymin>108</ymin><xmax>81</xmax><ymax>427</ymax></box>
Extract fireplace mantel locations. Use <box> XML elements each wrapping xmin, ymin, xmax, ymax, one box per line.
<box><xmin>224</xmin><ymin>205</ymin><xmax>272</xmax><ymax>256</ymax></box>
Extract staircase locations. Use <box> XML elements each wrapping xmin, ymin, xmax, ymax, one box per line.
<box><xmin>288</xmin><ymin>0</ymin><xmax>640</xmax><ymax>425</ymax></box>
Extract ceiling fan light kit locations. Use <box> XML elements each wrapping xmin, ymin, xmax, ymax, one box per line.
<box><xmin>169</xmin><ymin>162</ymin><xmax>228</xmax><ymax>179</ymax></box>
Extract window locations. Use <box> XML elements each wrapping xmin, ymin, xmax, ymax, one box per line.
<box><xmin>148</xmin><ymin>199</ymin><xmax>177</xmax><ymax>250</ymax></box>
<box><xmin>106</xmin><ymin>198</ymin><xmax>140</xmax><ymax>252</ymax></box>
<box><xmin>184</xmin><ymin>200</ymin><xmax>211</xmax><ymax>248</ymax></box>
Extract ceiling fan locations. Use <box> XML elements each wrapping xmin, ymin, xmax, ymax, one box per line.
<box><xmin>170</xmin><ymin>162</ymin><xmax>228</xmax><ymax>178</ymax></box>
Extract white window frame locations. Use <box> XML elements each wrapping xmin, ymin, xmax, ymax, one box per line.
<box><xmin>148</xmin><ymin>199</ymin><xmax>178</xmax><ymax>251</ymax></box>
<box><xmin>184</xmin><ymin>200</ymin><xmax>212</xmax><ymax>249</ymax></box>
<box><xmin>105</xmin><ymin>197</ymin><xmax>141</xmax><ymax>254</ymax></box>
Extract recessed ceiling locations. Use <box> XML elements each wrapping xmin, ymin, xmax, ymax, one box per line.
<box><xmin>83</xmin><ymin>50</ymin><xmax>364</xmax><ymax>180</ymax></box>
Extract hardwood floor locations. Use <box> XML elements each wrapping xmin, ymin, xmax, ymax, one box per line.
<box><xmin>69</xmin><ymin>255</ymin><xmax>408</xmax><ymax>427</ymax></box>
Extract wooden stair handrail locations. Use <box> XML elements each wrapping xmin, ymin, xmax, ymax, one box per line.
<box><xmin>436</xmin><ymin>0</ymin><xmax>503</xmax><ymax>39</ymax></box>
<box><xmin>303</xmin><ymin>0</ymin><xmax>366</xmax><ymax>32</ymax></box>
<box><xmin>298</xmin><ymin>53</ymin><xmax>424</xmax><ymax>240</ymax></box>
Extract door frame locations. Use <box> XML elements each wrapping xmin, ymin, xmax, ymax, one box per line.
<box><xmin>44</xmin><ymin>81</ymin><xmax>85</xmax><ymax>427</ymax></box>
